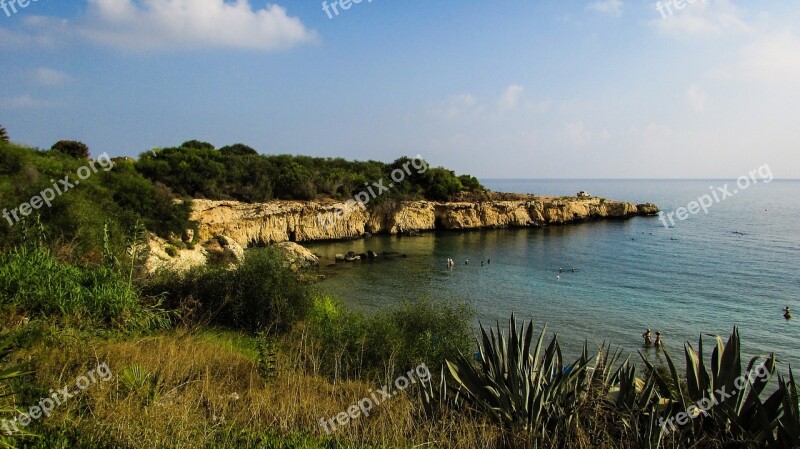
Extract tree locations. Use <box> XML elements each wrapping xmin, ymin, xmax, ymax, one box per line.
<box><xmin>219</xmin><ymin>143</ymin><xmax>258</xmax><ymax>156</ymax></box>
<box><xmin>51</xmin><ymin>140</ymin><xmax>90</xmax><ymax>159</ymax></box>
<box><xmin>0</xmin><ymin>124</ymin><xmax>8</xmax><ymax>143</ymax></box>
<box><xmin>180</xmin><ymin>140</ymin><xmax>215</xmax><ymax>151</ymax></box>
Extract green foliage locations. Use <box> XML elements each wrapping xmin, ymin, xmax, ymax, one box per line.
<box><xmin>145</xmin><ymin>248</ymin><xmax>313</xmax><ymax>333</ymax></box>
<box><xmin>306</xmin><ymin>295</ymin><xmax>473</xmax><ymax>382</ymax></box>
<box><xmin>136</xmin><ymin>145</ymin><xmax>484</xmax><ymax>203</ymax></box>
<box><xmin>219</xmin><ymin>143</ymin><xmax>258</xmax><ymax>156</ymax></box>
<box><xmin>180</xmin><ymin>140</ymin><xmax>215</xmax><ymax>151</ymax></box>
<box><xmin>0</xmin><ymin>243</ymin><xmax>169</xmax><ymax>332</ymax></box>
<box><xmin>445</xmin><ymin>314</ymin><xmax>594</xmax><ymax>433</ymax></box>
<box><xmin>0</xmin><ymin>143</ymin><xmax>194</xmax><ymax>257</ymax></box>
<box><xmin>51</xmin><ymin>140</ymin><xmax>90</xmax><ymax>159</ymax></box>
<box><xmin>119</xmin><ymin>364</ymin><xmax>162</xmax><ymax>406</ymax></box>
<box><xmin>642</xmin><ymin>328</ymin><xmax>799</xmax><ymax>447</ymax></box>
<box><xmin>256</xmin><ymin>331</ymin><xmax>278</xmax><ymax>382</ymax></box>
<box><xmin>0</xmin><ymin>125</ymin><xmax>8</xmax><ymax>143</ymax></box>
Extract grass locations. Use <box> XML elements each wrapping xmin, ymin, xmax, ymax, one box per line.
<box><xmin>0</xmin><ymin>243</ymin><xmax>168</xmax><ymax>332</ymax></box>
<box><xmin>1</xmin><ymin>327</ymin><xmax>504</xmax><ymax>449</ymax></box>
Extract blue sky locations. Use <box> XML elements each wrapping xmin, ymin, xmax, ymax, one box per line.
<box><xmin>1</xmin><ymin>0</ymin><xmax>799</xmax><ymax>178</ymax></box>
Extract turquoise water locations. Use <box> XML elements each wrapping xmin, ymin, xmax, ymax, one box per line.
<box><xmin>308</xmin><ymin>180</ymin><xmax>800</xmax><ymax>369</ymax></box>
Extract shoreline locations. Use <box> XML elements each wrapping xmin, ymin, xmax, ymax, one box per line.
<box><xmin>190</xmin><ymin>193</ymin><xmax>660</xmax><ymax>248</ymax></box>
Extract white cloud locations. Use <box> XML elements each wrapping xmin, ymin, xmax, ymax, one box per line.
<box><xmin>433</xmin><ymin>93</ymin><xmax>482</xmax><ymax>120</ymax></box>
<box><xmin>1</xmin><ymin>0</ymin><xmax>317</xmax><ymax>52</ymax></box>
<box><xmin>652</xmin><ymin>0</ymin><xmax>750</xmax><ymax>38</ymax></box>
<box><xmin>79</xmin><ymin>0</ymin><xmax>318</xmax><ymax>51</ymax></box>
<box><xmin>738</xmin><ymin>30</ymin><xmax>800</xmax><ymax>84</ymax></box>
<box><xmin>565</xmin><ymin>121</ymin><xmax>593</xmax><ymax>147</ymax></box>
<box><xmin>586</xmin><ymin>0</ymin><xmax>623</xmax><ymax>17</ymax></box>
<box><xmin>687</xmin><ymin>84</ymin><xmax>708</xmax><ymax>112</ymax></box>
<box><xmin>498</xmin><ymin>85</ymin><xmax>524</xmax><ymax>110</ymax></box>
<box><xmin>34</xmin><ymin>68</ymin><xmax>71</xmax><ymax>86</ymax></box>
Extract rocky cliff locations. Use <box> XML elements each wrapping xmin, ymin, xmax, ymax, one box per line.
<box><xmin>190</xmin><ymin>195</ymin><xmax>659</xmax><ymax>248</ymax></box>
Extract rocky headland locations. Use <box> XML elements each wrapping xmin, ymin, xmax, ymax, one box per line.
<box><xmin>144</xmin><ymin>192</ymin><xmax>658</xmax><ymax>273</ymax></box>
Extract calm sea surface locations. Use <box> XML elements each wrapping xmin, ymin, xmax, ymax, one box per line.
<box><xmin>308</xmin><ymin>180</ymin><xmax>800</xmax><ymax>369</ymax></box>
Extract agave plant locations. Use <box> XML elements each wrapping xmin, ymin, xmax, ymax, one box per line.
<box><xmin>603</xmin><ymin>357</ymin><xmax>670</xmax><ymax>449</ymax></box>
<box><xmin>445</xmin><ymin>314</ymin><xmax>594</xmax><ymax>436</ymax></box>
<box><xmin>776</xmin><ymin>369</ymin><xmax>800</xmax><ymax>447</ymax></box>
<box><xmin>642</xmin><ymin>327</ymin><xmax>795</xmax><ymax>447</ymax></box>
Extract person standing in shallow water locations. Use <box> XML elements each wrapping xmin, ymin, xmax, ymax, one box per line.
<box><xmin>654</xmin><ymin>332</ymin><xmax>663</xmax><ymax>348</ymax></box>
<box><xmin>643</xmin><ymin>329</ymin><xmax>652</xmax><ymax>346</ymax></box>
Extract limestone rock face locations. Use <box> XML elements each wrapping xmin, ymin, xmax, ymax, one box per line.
<box><xmin>143</xmin><ymin>235</ymin><xmax>208</xmax><ymax>274</ymax></box>
<box><xmin>191</xmin><ymin>196</ymin><xmax>659</xmax><ymax>248</ymax></box>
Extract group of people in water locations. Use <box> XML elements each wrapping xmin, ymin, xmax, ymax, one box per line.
<box><xmin>642</xmin><ymin>329</ymin><xmax>663</xmax><ymax>348</ymax></box>
<box><xmin>446</xmin><ymin>258</ymin><xmax>490</xmax><ymax>268</ymax></box>
<box><xmin>556</xmin><ymin>267</ymin><xmax>578</xmax><ymax>280</ymax></box>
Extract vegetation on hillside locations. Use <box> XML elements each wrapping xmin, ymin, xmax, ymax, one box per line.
<box><xmin>0</xmin><ymin>138</ymin><xmax>797</xmax><ymax>448</ymax></box>
<box><xmin>136</xmin><ymin>140</ymin><xmax>484</xmax><ymax>202</ymax></box>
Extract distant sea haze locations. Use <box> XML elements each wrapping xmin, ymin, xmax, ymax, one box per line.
<box><xmin>311</xmin><ymin>179</ymin><xmax>800</xmax><ymax>370</ymax></box>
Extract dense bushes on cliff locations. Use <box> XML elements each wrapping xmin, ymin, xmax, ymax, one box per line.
<box><xmin>0</xmin><ymin>142</ymin><xmax>193</xmax><ymax>261</ymax></box>
<box><xmin>135</xmin><ymin>141</ymin><xmax>485</xmax><ymax>203</ymax></box>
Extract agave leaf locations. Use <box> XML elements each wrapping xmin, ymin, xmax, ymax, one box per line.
<box><xmin>684</xmin><ymin>342</ymin><xmax>704</xmax><ymax>402</ymax></box>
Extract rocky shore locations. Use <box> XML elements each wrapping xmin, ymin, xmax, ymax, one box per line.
<box><xmin>191</xmin><ymin>193</ymin><xmax>659</xmax><ymax>246</ymax></box>
<box><xmin>144</xmin><ymin>193</ymin><xmax>658</xmax><ymax>273</ymax></box>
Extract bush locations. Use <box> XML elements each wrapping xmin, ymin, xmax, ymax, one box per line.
<box><xmin>51</xmin><ymin>140</ymin><xmax>90</xmax><ymax>159</ymax></box>
<box><xmin>0</xmin><ymin>143</ymin><xmax>194</xmax><ymax>257</ymax></box>
<box><xmin>146</xmin><ymin>248</ymin><xmax>313</xmax><ymax>332</ymax></box>
<box><xmin>305</xmin><ymin>295</ymin><xmax>473</xmax><ymax>382</ymax></box>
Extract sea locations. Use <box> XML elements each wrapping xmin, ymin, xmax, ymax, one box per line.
<box><xmin>307</xmin><ymin>180</ymin><xmax>800</xmax><ymax>371</ymax></box>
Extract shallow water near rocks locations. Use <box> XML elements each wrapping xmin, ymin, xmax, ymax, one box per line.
<box><xmin>307</xmin><ymin>180</ymin><xmax>800</xmax><ymax>370</ymax></box>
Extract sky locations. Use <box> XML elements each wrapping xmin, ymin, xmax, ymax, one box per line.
<box><xmin>1</xmin><ymin>0</ymin><xmax>799</xmax><ymax>179</ymax></box>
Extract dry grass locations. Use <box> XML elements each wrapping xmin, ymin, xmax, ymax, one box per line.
<box><xmin>9</xmin><ymin>327</ymin><xmax>507</xmax><ymax>449</ymax></box>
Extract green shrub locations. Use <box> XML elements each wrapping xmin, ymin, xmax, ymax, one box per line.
<box><xmin>0</xmin><ymin>243</ymin><xmax>168</xmax><ymax>331</ymax></box>
<box><xmin>306</xmin><ymin>295</ymin><xmax>473</xmax><ymax>382</ymax></box>
<box><xmin>0</xmin><ymin>143</ymin><xmax>193</xmax><ymax>258</ymax></box>
<box><xmin>145</xmin><ymin>248</ymin><xmax>313</xmax><ymax>332</ymax></box>
<box><xmin>51</xmin><ymin>140</ymin><xmax>90</xmax><ymax>159</ymax></box>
